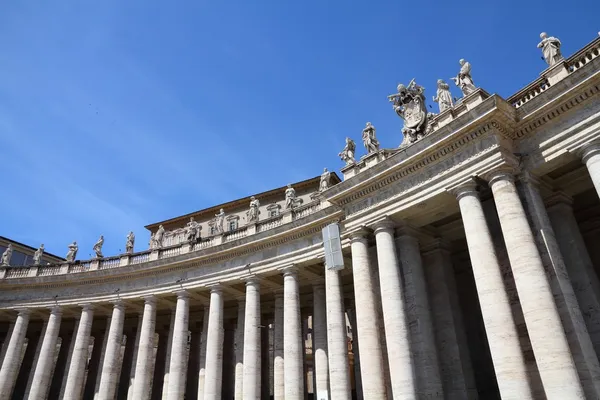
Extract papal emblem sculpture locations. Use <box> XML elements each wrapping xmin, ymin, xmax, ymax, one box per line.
<box><xmin>388</xmin><ymin>79</ymin><xmax>428</xmax><ymax>145</ymax></box>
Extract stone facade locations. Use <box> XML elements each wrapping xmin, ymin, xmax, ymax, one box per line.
<box><xmin>0</xmin><ymin>35</ymin><xmax>600</xmax><ymax>399</ymax></box>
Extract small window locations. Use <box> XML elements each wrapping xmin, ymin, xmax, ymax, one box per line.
<box><xmin>269</xmin><ymin>209</ymin><xmax>279</xmax><ymax>218</ymax></box>
<box><xmin>229</xmin><ymin>220</ymin><xmax>238</xmax><ymax>231</ymax></box>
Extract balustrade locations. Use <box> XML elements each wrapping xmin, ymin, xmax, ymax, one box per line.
<box><xmin>159</xmin><ymin>246</ymin><xmax>181</xmax><ymax>259</ymax></box>
<box><xmin>292</xmin><ymin>201</ymin><xmax>321</xmax><ymax>220</ymax></box>
<box><xmin>224</xmin><ymin>226</ymin><xmax>248</xmax><ymax>242</ymax></box>
<box><xmin>257</xmin><ymin>215</ymin><xmax>284</xmax><ymax>232</ymax></box>
<box><xmin>567</xmin><ymin>39</ymin><xmax>600</xmax><ymax>72</ymax></box>
<box><xmin>130</xmin><ymin>252</ymin><xmax>151</xmax><ymax>265</ymax></box>
<box><xmin>37</xmin><ymin>265</ymin><xmax>61</xmax><ymax>277</ymax></box>
<box><xmin>5</xmin><ymin>268</ymin><xmax>30</xmax><ymax>279</ymax></box>
<box><xmin>99</xmin><ymin>257</ymin><xmax>121</xmax><ymax>270</ymax></box>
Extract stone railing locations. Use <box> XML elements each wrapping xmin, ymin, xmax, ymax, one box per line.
<box><xmin>507</xmin><ymin>77</ymin><xmax>551</xmax><ymax>108</ymax></box>
<box><xmin>566</xmin><ymin>37</ymin><xmax>600</xmax><ymax>73</ymax></box>
<box><xmin>0</xmin><ymin>199</ymin><xmax>327</xmax><ymax>280</ymax></box>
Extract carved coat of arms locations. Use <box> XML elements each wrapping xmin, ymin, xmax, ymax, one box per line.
<box><xmin>388</xmin><ymin>79</ymin><xmax>429</xmax><ymax>146</ymax></box>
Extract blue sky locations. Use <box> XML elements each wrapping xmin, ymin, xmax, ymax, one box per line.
<box><xmin>0</xmin><ymin>1</ymin><xmax>598</xmax><ymax>259</ymax></box>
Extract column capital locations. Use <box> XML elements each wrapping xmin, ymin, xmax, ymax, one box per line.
<box><xmin>545</xmin><ymin>191</ymin><xmax>573</xmax><ymax>209</ymax></box>
<box><xmin>449</xmin><ymin>179</ymin><xmax>479</xmax><ymax>201</ymax></box>
<box><xmin>78</xmin><ymin>303</ymin><xmax>94</xmax><ymax>311</ymax></box>
<box><xmin>348</xmin><ymin>227</ymin><xmax>370</xmax><ymax>243</ymax></box>
<box><xmin>48</xmin><ymin>305</ymin><xmax>62</xmax><ymax>316</ymax></box>
<box><xmin>243</xmin><ymin>275</ymin><xmax>261</xmax><ymax>287</ymax></box>
<box><xmin>15</xmin><ymin>308</ymin><xmax>31</xmax><ymax>317</ymax></box>
<box><xmin>420</xmin><ymin>238</ymin><xmax>451</xmax><ymax>256</ymax></box>
<box><xmin>207</xmin><ymin>283</ymin><xmax>223</xmax><ymax>294</ymax></box>
<box><xmin>110</xmin><ymin>300</ymin><xmax>125</xmax><ymax>309</ymax></box>
<box><xmin>486</xmin><ymin>169</ymin><xmax>515</xmax><ymax>186</ymax></box>
<box><xmin>280</xmin><ymin>265</ymin><xmax>299</xmax><ymax>278</ymax></box>
<box><xmin>371</xmin><ymin>217</ymin><xmax>396</xmax><ymax>234</ymax></box>
<box><xmin>580</xmin><ymin>141</ymin><xmax>600</xmax><ymax>163</ymax></box>
<box><xmin>174</xmin><ymin>290</ymin><xmax>189</xmax><ymax>299</ymax></box>
<box><xmin>142</xmin><ymin>295</ymin><xmax>157</xmax><ymax>305</ymax></box>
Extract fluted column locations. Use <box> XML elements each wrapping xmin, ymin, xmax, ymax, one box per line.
<box><xmin>0</xmin><ymin>309</ymin><xmax>30</xmax><ymax>398</ymax></box>
<box><xmin>166</xmin><ymin>291</ymin><xmax>190</xmax><ymax>400</ymax></box>
<box><xmin>234</xmin><ymin>299</ymin><xmax>245</xmax><ymax>400</ymax></box>
<box><xmin>312</xmin><ymin>283</ymin><xmax>329</xmax><ymax>399</ymax></box>
<box><xmin>204</xmin><ymin>285</ymin><xmax>225</xmax><ymax>400</ymax></box>
<box><xmin>29</xmin><ymin>306</ymin><xmax>62</xmax><ymax>400</ymax></box>
<box><xmin>488</xmin><ymin>171</ymin><xmax>584</xmax><ymax>399</ymax></box>
<box><xmin>273</xmin><ymin>291</ymin><xmax>284</xmax><ymax>400</ymax></box>
<box><xmin>454</xmin><ymin>183</ymin><xmax>533</xmax><ymax>398</ymax></box>
<box><xmin>349</xmin><ymin>230</ymin><xmax>386</xmax><ymax>399</ymax></box>
<box><xmin>282</xmin><ymin>266</ymin><xmax>304</xmax><ymax>400</ymax></box>
<box><xmin>98</xmin><ymin>302</ymin><xmax>126</xmax><ymax>400</ymax></box>
<box><xmin>372</xmin><ymin>219</ymin><xmax>417</xmax><ymax>399</ymax></box>
<box><xmin>132</xmin><ymin>296</ymin><xmax>157</xmax><ymax>400</ymax></box>
<box><xmin>582</xmin><ymin>143</ymin><xmax>600</xmax><ymax>199</ymax></box>
<box><xmin>243</xmin><ymin>278</ymin><xmax>261</xmax><ymax>399</ymax></box>
<box><xmin>63</xmin><ymin>304</ymin><xmax>95</xmax><ymax>400</ymax></box>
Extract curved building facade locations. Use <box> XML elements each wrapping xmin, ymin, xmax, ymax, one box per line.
<box><xmin>1</xmin><ymin>35</ymin><xmax>600</xmax><ymax>400</ymax></box>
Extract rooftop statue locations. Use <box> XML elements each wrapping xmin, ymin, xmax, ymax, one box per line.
<box><xmin>319</xmin><ymin>168</ymin><xmax>331</xmax><ymax>192</ymax></box>
<box><xmin>248</xmin><ymin>196</ymin><xmax>260</xmax><ymax>223</ymax></box>
<box><xmin>452</xmin><ymin>59</ymin><xmax>477</xmax><ymax>97</ymax></box>
<box><xmin>339</xmin><ymin>137</ymin><xmax>356</xmax><ymax>165</ymax></box>
<box><xmin>538</xmin><ymin>32</ymin><xmax>563</xmax><ymax>67</ymax></box>
<box><xmin>362</xmin><ymin>122</ymin><xmax>380</xmax><ymax>154</ymax></box>
<box><xmin>185</xmin><ymin>217</ymin><xmax>201</xmax><ymax>243</ymax></box>
<box><xmin>215</xmin><ymin>209</ymin><xmax>225</xmax><ymax>233</ymax></box>
<box><xmin>1</xmin><ymin>244</ymin><xmax>12</xmax><ymax>267</ymax></box>
<box><xmin>93</xmin><ymin>235</ymin><xmax>104</xmax><ymax>258</ymax></box>
<box><xmin>433</xmin><ymin>79</ymin><xmax>453</xmax><ymax>112</ymax></box>
<box><xmin>66</xmin><ymin>241</ymin><xmax>78</xmax><ymax>263</ymax></box>
<box><xmin>153</xmin><ymin>225</ymin><xmax>165</xmax><ymax>249</ymax></box>
<box><xmin>285</xmin><ymin>184</ymin><xmax>297</xmax><ymax>209</ymax></box>
<box><xmin>388</xmin><ymin>79</ymin><xmax>428</xmax><ymax>145</ymax></box>
<box><xmin>126</xmin><ymin>231</ymin><xmax>135</xmax><ymax>254</ymax></box>
<box><xmin>33</xmin><ymin>244</ymin><xmax>44</xmax><ymax>266</ymax></box>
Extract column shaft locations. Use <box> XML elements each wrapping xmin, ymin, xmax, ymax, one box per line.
<box><xmin>582</xmin><ymin>143</ymin><xmax>600</xmax><ymax>199</ymax></box>
<box><xmin>243</xmin><ymin>280</ymin><xmax>261</xmax><ymax>399</ymax></box>
<box><xmin>29</xmin><ymin>307</ymin><xmax>62</xmax><ymax>400</ymax></box>
<box><xmin>166</xmin><ymin>292</ymin><xmax>190</xmax><ymax>400</ymax></box>
<box><xmin>204</xmin><ymin>286</ymin><xmax>224</xmax><ymax>400</ymax></box>
<box><xmin>132</xmin><ymin>296</ymin><xmax>158</xmax><ymax>400</ymax></box>
<box><xmin>98</xmin><ymin>302</ymin><xmax>126</xmax><ymax>400</ymax></box>
<box><xmin>283</xmin><ymin>268</ymin><xmax>304</xmax><ymax>400</ymax></box>
<box><xmin>350</xmin><ymin>233</ymin><xmax>386</xmax><ymax>399</ymax></box>
<box><xmin>0</xmin><ymin>310</ymin><xmax>30</xmax><ymax>398</ymax></box>
<box><xmin>63</xmin><ymin>305</ymin><xmax>94</xmax><ymax>400</ymax></box>
<box><xmin>273</xmin><ymin>292</ymin><xmax>284</xmax><ymax>400</ymax></box>
<box><xmin>197</xmin><ymin>306</ymin><xmax>210</xmax><ymax>399</ymax></box>
<box><xmin>313</xmin><ymin>283</ymin><xmax>329</xmax><ymax>399</ymax></box>
<box><xmin>234</xmin><ymin>300</ymin><xmax>245</xmax><ymax>400</ymax></box>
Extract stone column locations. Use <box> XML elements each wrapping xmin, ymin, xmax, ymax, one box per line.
<box><xmin>29</xmin><ymin>307</ymin><xmax>62</xmax><ymax>400</ymax></box>
<box><xmin>63</xmin><ymin>304</ymin><xmax>95</xmax><ymax>400</ymax></box>
<box><xmin>489</xmin><ymin>171</ymin><xmax>585</xmax><ymax>399</ymax></box>
<box><xmin>349</xmin><ymin>230</ymin><xmax>386</xmax><ymax>399</ymax></box>
<box><xmin>581</xmin><ymin>142</ymin><xmax>600</xmax><ymax>199</ymax></box>
<box><xmin>324</xmin><ymin>268</ymin><xmax>351</xmax><ymax>400</ymax></box>
<box><xmin>124</xmin><ymin>315</ymin><xmax>143</xmax><ymax>400</ymax></box>
<box><xmin>312</xmin><ymin>283</ymin><xmax>329</xmax><ymax>399</ymax></box>
<box><xmin>234</xmin><ymin>300</ymin><xmax>245</xmax><ymax>400</ymax></box>
<box><xmin>346</xmin><ymin>302</ymin><xmax>363</xmax><ymax>400</ymax></box>
<box><xmin>161</xmin><ymin>311</ymin><xmax>176</xmax><ymax>400</ymax></box>
<box><xmin>261</xmin><ymin>324</ymin><xmax>271</xmax><ymax>400</ymax></box>
<box><xmin>454</xmin><ymin>182</ymin><xmax>533</xmax><ymax>398</ymax></box>
<box><xmin>166</xmin><ymin>291</ymin><xmax>190</xmax><ymax>400</ymax></box>
<box><xmin>282</xmin><ymin>266</ymin><xmax>304</xmax><ymax>400</ymax></box>
<box><xmin>372</xmin><ymin>219</ymin><xmax>417</xmax><ymax>399</ymax></box>
<box><xmin>132</xmin><ymin>296</ymin><xmax>157</xmax><ymax>400</ymax></box>
<box><xmin>273</xmin><ymin>291</ymin><xmax>284</xmax><ymax>400</ymax></box>
<box><xmin>243</xmin><ymin>278</ymin><xmax>261</xmax><ymax>399</ymax></box>
<box><xmin>422</xmin><ymin>241</ymin><xmax>477</xmax><ymax>400</ymax></box>
<box><xmin>0</xmin><ymin>309</ymin><xmax>30</xmax><ymax>398</ymax></box>
<box><xmin>204</xmin><ymin>285</ymin><xmax>225</xmax><ymax>400</ymax></box>
<box><xmin>197</xmin><ymin>306</ymin><xmax>210</xmax><ymax>399</ymax></box>
<box><xmin>98</xmin><ymin>302</ymin><xmax>126</xmax><ymax>400</ymax></box>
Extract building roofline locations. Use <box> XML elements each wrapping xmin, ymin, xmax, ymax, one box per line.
<box><xmin>144</xmin><ymin>172</ymin><xmax>342</xmax><ymax>231</ymax></box>
<box><xmin>0</xmin><ymin>236</ymin><xmax>66</xmax><ymax>261</ymax></box>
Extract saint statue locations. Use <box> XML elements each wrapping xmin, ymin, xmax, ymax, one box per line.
<box><xmin>154</xmin><ymin>225</ymin><xmax>165</xmax><ymax>248</ymax></box>
<box><xmin>319</xmin><ymin>168</ymin><xmax>331</xmax><ymax>192</ymax></box>
<box><xmin>185</xmin><ymin>217</ymin><xmax>201</xmax><ymax>243</ymax></box>
<box><xmin>1</xmin><ymin>244</ymin><xmax>12</xmax><ymax>267</ymax></box>
<box><xmin>285</xmin><ymin>184</ymin><xmax>297</xmax><ymax>209</ymax></box>
<box><xmin>452</xmin><ymin>59</ymin><xmax>477</xmax><ymax>97</ymax></box>
<box><xmin>33</xmin><ymin>244</ymin><xmax>45</xmax><ymax>265</ymax></box>
<box><xmin>433</xmin><ymin>79</ymin><xmax>453</xmax><ymax>112</ymax></box>
<box><xmin>538</xmin><ymin>32</ymin><xmax>563</xmax><ymax>67</ymax></box>
<box><xmin>248</xmin><ymin>196</ymin><xmax>260</xmax><ymax>223</ymax></box>
<box><xmin>215</xmin><ymin>209</ymin><xmax>225</xmax><ymax>233</ymax></box>
<box><xmin>93</xmin><ymin>235</ymin><xmax>104</xmax><ymax>258</ymax></box>
<box><xmin>126</xmin><ymin>231</ymin><xmax>135</xmax><ymax>254</ymax></box>
<box><xmin>339</xmin><ymin>137</ymin><xmax>356</xmax><ymax>165</ymax></box>
<box><xmin>362</xmin><ymin>122</ymin><xmax>380</xmax><ymax>154</ymax></box>
<box><xmin>66</xmin><ymin>241</ymin><xmax>78</xmax><ymax>262</ymax></box>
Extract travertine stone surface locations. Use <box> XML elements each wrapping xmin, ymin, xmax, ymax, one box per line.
<box><xmin>489</xmin><ymin>172</ymin><xmax>585</xmax><ymax>399</ymax></box>
<box><xmin>312</xmin><ymin>283</ymin><xmax>329</xmax><ymax>399</ymax></box>
<box><xmin>582</xmin><ymin>143</ymin><xmax>600</xmax><ymax>200</ymax></box>
<box><xmin>325</xmin><ymin>268</ymin><xmax>351</xmax><ymax>400</ymax></box>
<box><xmin>283</xmin><ymin>267</ymin><xmax>304</xmax><ymax>400</ymax></box>
<box><xmin>29</xmin><ymin>307</ymin><xmax>62</xmax><ymax>400</ymax></box>
<box><xmin>373</xmin><ymin>220</ymin><xmax>417</xmax><ymax>399</ymax></box>
<box><xmin>273</xmin><ymin>291</ymin><xmax>284</xmax><ymax>400</ymax></box>
<box><xmin>98</xmin><ymin>302</ymin><xmax>126</xmax><ymax>400</ymax></box>
<box><xmin>243</xmin><ymin>279</ymin><xmax>261</xmax><ymax>400</ymax></box>
<box><xmin>161</xmin><ymin>310</ymin><xmax>176</xmax><ymax>400</ymax></box>
<box><xmin>64</xmin><ymin>304</ymin><xmax>94</xmax><ymax>400</ymax></box>
<box><xmin>455</xmin><ymin>184</ymin><xmax>534</xmax><ymax>399</ymax></box>
<box><xmin>350</xmin><ymin>232</ymin><xmax>387</xmax><ymax>399</ymax></box>
<box><xmin>234</xmin><ymin>300</ymin><xmax>245</xmax><ymax>400</ymax></box>
<box><xmin>132</xmin><ymin>296</ymin><xmax>157</xmax><ymax>400</ymax></box>
<box><xmin>197</xmin><ymin>306</ymin><xmax>210</xmax><ymax>399</ymax></box>
<box><xmin>204</xmin><ymin>286</ymin><xmax>224</xmax><ymax>400</ymax></box>
<box><xmin>0</xmin><ymin>310</ymin><xmax>29</xmax><ymax>398</ymax></box>
<box><xmin>397</xmin><ymin>230</ymin><xmax>443</xmax><ymax>399</ymax></box>
<box><xmin>166</xmin><ymin>292</ymin><xmax>190</xmax><ymax>400</ymax></box>
<box><xmin>345</xmin><ymin>303</ymin><xmax>363</xmax><ymax>400</ymax></box>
